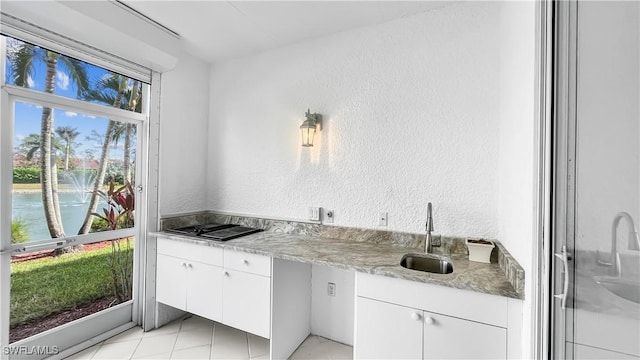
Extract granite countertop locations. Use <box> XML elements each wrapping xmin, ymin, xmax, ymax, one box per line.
<box><xmin>153</xmin><ymin>230</ymin><xmax>522</xmax><ymax>300</ymax></box>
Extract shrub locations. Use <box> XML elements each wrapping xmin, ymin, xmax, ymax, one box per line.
<box><xmin>90</xmin><ymin>217</ymin><xmax>129</xmax><ymax>233</ymax></box>
<box><xmin>11</xmin><ymin>219</ymin><xmax>29</xmax><ymax>243</ymax></box>
<box><xmin>13</xmin><ymin>167</ymin><xmax>40</xmax><ymax>184</ymax></box>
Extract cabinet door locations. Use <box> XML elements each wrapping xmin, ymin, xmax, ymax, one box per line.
<box><xmin>355</xmin><ymin>297</ymin><xmax>423</xmax><ymax>359</ymax></box>
<box><xmin>156</xmin><ymin>254</ymin><xmax>187</xmax><ymax>310</ymax></box>
<box><xmin>186</xmin><ymin>261</ymin><xmax>224</xmax><ymax>322</ymax></box>
<box><xmin>423</xmin><ymin>311</ymin><xmax>506</xmax><ymax>360</ymax></box>
<box><xmin>223</xmin><ymin>269</ymin><xmax>271</xmax><ymax>339</ymax></box>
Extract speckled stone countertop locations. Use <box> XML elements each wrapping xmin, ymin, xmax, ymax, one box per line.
<box><xmin>152</xmin><ymin>216</ymin><xmax>523</xmax><ymax>299</ymax></box>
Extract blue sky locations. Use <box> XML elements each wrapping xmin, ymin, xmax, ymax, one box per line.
<box><xmin>6</xmin><ymin>37</ymin><xmax>131</xmax><ymax>161</ymax></box>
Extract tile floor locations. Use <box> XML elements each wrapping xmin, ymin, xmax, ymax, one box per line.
<box><xmin>64</xmin><ymin>315</ymin><xmax>353</xmax><ymax>360</ymax></box>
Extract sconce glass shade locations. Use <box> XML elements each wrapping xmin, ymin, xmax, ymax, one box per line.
<box><xmin>300</xmin><ymin>109</ymin><xmax>321</xmax><ymax>147</ymax></box>
<box><xmin>300</xmin><ymin>119</ymin><xmax>316</xmax><ymax>147</ymax></box>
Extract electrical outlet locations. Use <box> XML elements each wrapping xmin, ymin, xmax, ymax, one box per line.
<box><xmin>378</xmin><ymin>212</ymin><xmax>388</xmax><ymax>226</ymax></box>
<box><xmin>325</xmin><ymin>209</ymin><xmax>334</xmax><ymax>224</ymax></box>
<box><xmin>327</xmin><ymin>282</ymin><xmax>336</xmax><ymax>297</ymax></box>
<box><xmin>309</xmin><ymin>207</ymin><xmax>321</xmax><ymax>221</ymax></box>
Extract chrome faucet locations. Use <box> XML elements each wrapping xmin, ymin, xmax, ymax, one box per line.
<box><xmin>597</xmin><ymin>212</ymin><xmax>640</xmax><ymax>277</ymax></box>
<box><xmin>425</xmin><ymin>202</ymin><xmax>439</xmax><ymax>253</ymax></box>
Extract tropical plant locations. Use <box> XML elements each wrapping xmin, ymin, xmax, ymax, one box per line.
<box><xmin>91</xmin><ymin>180</ymin><xmax>135</xmax><ymax>302</ymax></box>
<box><xmin>78</xmin><ymin>74</ymin><xmax>141</xmax><ymax>234</ymax></box>
<box><xmin>8</xmin><ymin>40</ymin><xmax>89</xmax><ymax>239</ymax></box>
<box><xmin>91</xmin><ymin>180</ymin><xmax>135</xmax><ymax>231</ymax></box>
<box><xmin>11</xmin><ymin>219</ymin><xmax>30</xmax><ymax>243</ymax></box>
<box><xmin>55</xmin><ymin>126</ymin><xmax>80</xmax><ymax>171</ymax></box>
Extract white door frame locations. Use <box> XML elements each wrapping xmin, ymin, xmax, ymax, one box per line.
<box><xmin>0</xmin><ymin>62</ymin><xmax>153</xmax><ymax>360</ymax></box>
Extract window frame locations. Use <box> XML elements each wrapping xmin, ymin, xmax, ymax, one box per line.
<box><xmin>0</xmin><ymin>32</ymin><xmax>155</xmax><ymax>352</ymax></box>
<box><xmin>3</xmin><ymin>84</ymin><xmax>145</xmax><ymax>253</ymax></box>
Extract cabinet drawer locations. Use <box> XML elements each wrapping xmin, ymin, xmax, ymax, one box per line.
<box><xmin>224</xmin><ymin>249</ymin><xmax>271</xmax><ymax>276</ymax></box>
<box><xmin>157</xmin><ymin>237</ymin><xmax>223</xmax><ymax>266</ymax></box>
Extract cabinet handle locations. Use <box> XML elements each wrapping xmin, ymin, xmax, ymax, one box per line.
<box><xmin>425</xmin><ymin>317</ymin><xmax>435</xmax><ymax>325</ymax></box>
<box><xmin>411</xmin><ymin>312</ymin><xmax>422</xmax><ymax>321</ymax></box>
<box><xmin>243</xmin><ymin>259</ymin><xmax>249</xmax><ymax>265</ymax></box>
<box><xmin>187</xmin><ymin>263</ymin><xmax>193</xmax><ymax>269</ymax></box>
<box><xmin>181</xmin><ymin>262</ymin><xmax>187</xmax><ymax>268</ymax></box>
<box><xmin>224</xmin><ymin>271</ymin><xmax>229</xmax><ymax>277</ymax></box>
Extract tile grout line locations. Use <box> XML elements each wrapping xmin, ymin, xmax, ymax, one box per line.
<box><xmin>87</xmin><ymin>341</ymin><xmax>103</xmax><ymax>360</ymax></box>
<box><xmin>209</xmin><ymin>322</ymin><xmax>216</xmax><ymax>360</ymax></box>
<box><xmin>245</xmin><ymin>332</ymin><xmax>250</xmax><ymax>359</ymax></box>
<box><xmin>127</xmin><ymin>337</ymin><xmax>143</xmax><ymax>360</ymax></box>
<box><xmin>168</xmin><ymin>317</ymin><xmax>185</xmax><ymax>359</ymax></box>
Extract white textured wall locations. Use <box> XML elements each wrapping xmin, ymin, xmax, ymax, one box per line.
<box><xmin>310</xmin><ymin>266</ymin><xmax>355</xmax><ymax>345</ymax></box>
<box><xmin>497</xmin><ymin>2</ymin><xmax>536</xmax><ymax>358</ymax></box>
<box><xmin>208</xmin><ymin>2</ymin><xmax>500</xmax><ymax>238</ymax></box>
<box><xmin>159</xmin><ymin>51</ymin><xmax>210</xmax><ymax>215</ymax></box>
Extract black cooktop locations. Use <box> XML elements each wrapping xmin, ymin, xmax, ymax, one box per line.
<box><xmin>165</xmin><ymin>223</ymin><xmax>262</xmax><ymax>241</ymax></box>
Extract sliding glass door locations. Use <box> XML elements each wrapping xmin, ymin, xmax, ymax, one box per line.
<box><xmin>0</xmin><ymin>35</ymin><xmax>149</xmax><ymax>358</ymax></box>
<box><xmin>552</xmin><ymin>1</ymin><xmax>640</xmax><ymax>358</ymax></box>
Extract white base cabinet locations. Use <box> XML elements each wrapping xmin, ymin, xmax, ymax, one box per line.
<box><xmin>355</xmin><ymin>297</ymin><xmax>423</xmax><ymax>359</ymax></box>
<box><xmin>156</xmin><ymin>238</ymin><xmax>272</xmax><ymax>338</ymax></box>
<box><xmin>222</xmin><ymin>249</ymin><xmax>272</xmax><ymax>339</ymax></box>
<box><xmin>156</xmin><ymin>241</ymin><xmax>224</xmax><ymax>322</ymax></box>
<box><xmin>355</xmin><ymin>273</ymin><xmax>518</xmax><ymax>360</ymax></box>
<box><xmin>423</xmin><ymin>311</ymin><xmax>506</xmax><ymax>359</ymax></box>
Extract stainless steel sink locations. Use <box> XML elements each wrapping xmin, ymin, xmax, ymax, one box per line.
<box><xmin>593</xmin><ymin>276</ymin><xmax>640</xmax><ymax>304</ymax></box>
<box><xmin>400</xmin><ymin>253</ymin><xmax>454</xmax><ymax>274</ymax></box>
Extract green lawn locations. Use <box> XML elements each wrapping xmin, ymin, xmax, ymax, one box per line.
<box><xmin>10</xmin><ymin>246</ymin><xmax>116</xmax><ymax>327</ymax></box>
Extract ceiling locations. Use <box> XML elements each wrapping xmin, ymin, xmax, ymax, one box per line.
<box><xmin>119</xmin><ymin>1</ymin><xmax>454</xmax><ymax>63</ymax></box>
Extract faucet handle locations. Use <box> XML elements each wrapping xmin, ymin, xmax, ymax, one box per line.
<box><xmin>596</xmin><ymin>250</ymin><xmax>613</xmax><ymax>266</ymax></box>
<box><xmin>431</xmin><ymin>234</ymin><xmax>441</xmax><ymax>247</ymax></box>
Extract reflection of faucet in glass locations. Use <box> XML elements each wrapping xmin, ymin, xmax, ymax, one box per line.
<box><xmin>597</xmin><ymin>212</ymin><xmax>640</xmax><ymax>277</ymax></box>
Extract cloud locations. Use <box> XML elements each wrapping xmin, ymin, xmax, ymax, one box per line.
<box><xmin>65</xmin><ymin>111</ymin><xmax>78</xmax><ymax>117</ymax></box>
<box><xmin>26</xmin><ymin>76</ymin><xmax>35</xmax><ymax>88</ymax></box>
<box><xmin>16</xmin><ymin>134</ymin><xmax>25</xmax><ymax>142</ymax></box>
<box><xmin>56</xmin><ymin>71</ymin><xmax>69</xmax><ymax>90</ymax></box>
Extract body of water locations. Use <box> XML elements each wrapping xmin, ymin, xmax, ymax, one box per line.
<box><xmin>12</xmin><ymin>192</ymin><xmax>107</xmax><ymax>241</ymax></box>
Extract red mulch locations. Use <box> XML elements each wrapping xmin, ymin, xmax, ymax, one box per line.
<box><xmin>11</xmin><ymin>241</ymin><xmax>113</xmax><ymax>263</ymax></box>
<box><xmin>9</xmin><ymin>296</ymin><xmax>119</xmax><ymax>343</ymax></box>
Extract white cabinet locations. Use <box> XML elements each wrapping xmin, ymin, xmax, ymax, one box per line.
<box><xmin>156</xmin><ymin>254</ymin><xmax>187</xmax><ymax>310</ymax></box>
<box><xmin>222</xmin><ymin>248</ymin><xmax>272</xmax><ymax>338</ymax></box>
<box><xmin>355</xmin><ymin>297</ymin><xmax>506</xmax><ymax>360</ymax></box>
<box><xmin>423</xmin><ymin>311</ymin><xmax>506</xmax><ymax>359</ymax></box>
<box><xmin>156</xmin><ymin>239</ymin><xmax>224</xmax><ymax>322</ymax></box>
<box><xmin>355</xmin><ymin>273</ymin><xmax>517</xmax><ymax>360</ymax></box>
<box><xmin>155</xmin><ymin>238</ymin><xmax>272</xmax><ymax>338</ymax></box>
<box><xmin>187</xmin><ymin>261</ymin><xmax>224</xmax><ymax>321</ymax></box>
<box><xmin>355</xmin><ymin>297</ymin><xmax>422</xmax><ymax>359</ymax></box>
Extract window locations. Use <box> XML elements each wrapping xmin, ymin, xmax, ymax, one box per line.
<box><xmin>1</xmin><ymin>34</ymin><xmax>150</xmax><ymax>348</ymax></box>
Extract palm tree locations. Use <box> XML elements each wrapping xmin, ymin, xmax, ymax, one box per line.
<box><xmin>78</xmin><ymin>75</ymin><xmax>141</xmax><ymax>234</ymax></box>
<box><xmin>8</xmin><ymin>42</ymin><xmax>88</xmax><ymax>238</ymax></box>
<box><xmin>16</xmin><ymin>133</ymin><xmax>64</xmax><ymax>163</ymax></box>
<box><xmin>55</xmin><ymin>126</ymin><xmax>80</xmax><ymax>171</ymax></box>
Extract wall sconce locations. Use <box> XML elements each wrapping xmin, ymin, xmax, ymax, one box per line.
<box><xmin>300</xmin><ymin>109</ymin><xmax>322</xmax><ymax>147</ymax></box>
